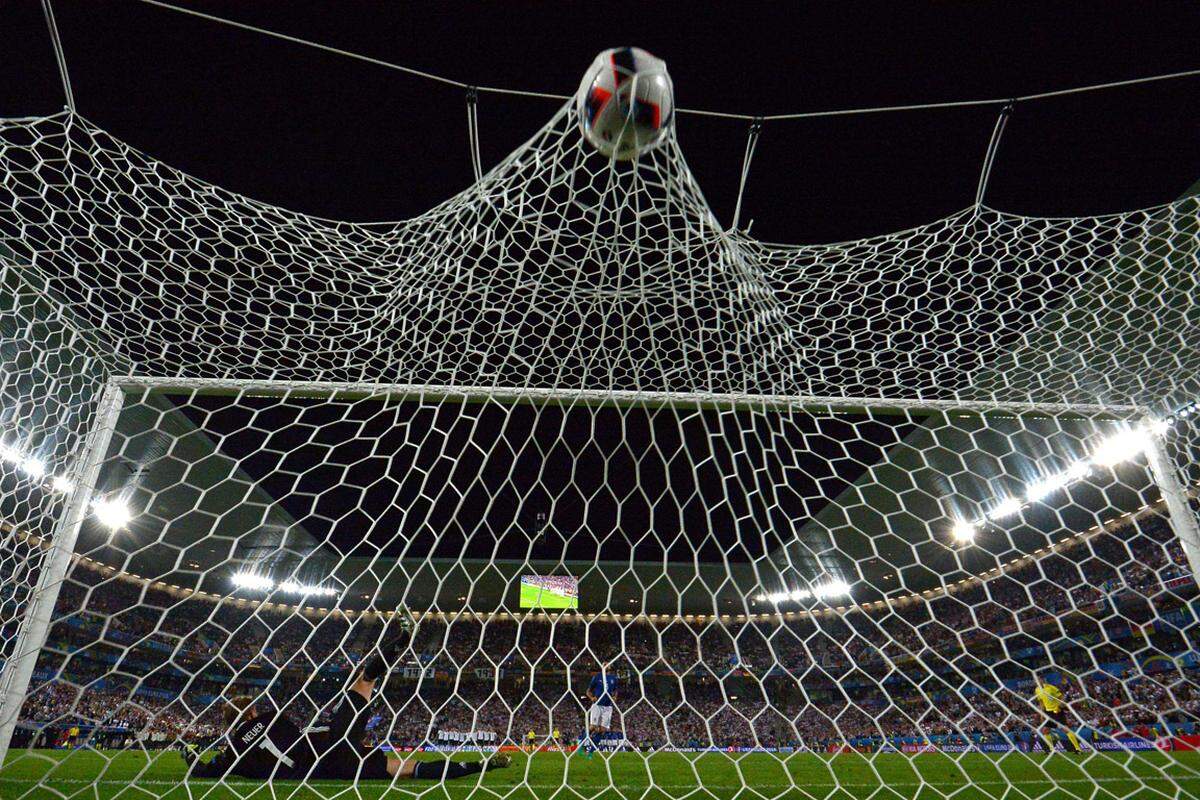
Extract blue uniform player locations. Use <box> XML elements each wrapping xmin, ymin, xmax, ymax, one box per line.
<box><xmin>583</xmin><ymin>666</ymin><xmax>618</xmax><ymax>757</ymax></box>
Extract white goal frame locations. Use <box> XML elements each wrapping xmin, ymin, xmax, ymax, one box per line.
<box><xmin>0</xmin><ymin>375</ymin><xmax>1197</xmax><ymax>765</ymax></box>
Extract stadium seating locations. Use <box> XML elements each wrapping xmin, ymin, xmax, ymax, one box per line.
<box><xmin>13</xmin><ymin>513</ymin><xmax>1199</xmax><ymax>752</ymax></box>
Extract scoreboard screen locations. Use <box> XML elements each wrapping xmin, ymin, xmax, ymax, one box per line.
<box><xmin>519</xmin><ymin>575</ymin><xmax>579</xmax><ymax>609</ymax></box>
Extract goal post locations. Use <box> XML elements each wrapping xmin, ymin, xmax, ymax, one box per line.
<box><xmin>1143</xmin><ymin>428</ymin><xmax>1200</xmax><ymax>585</ymax></box>
<box><xmin>0</xmin><ymin>382</ymin><xmax>125</xmax><ymax>763</ymax></box>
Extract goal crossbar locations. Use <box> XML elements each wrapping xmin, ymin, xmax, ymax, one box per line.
<box><xmin>114</xmin><ymin>376</ymin><xmax>1144</xmax><ymax>419</ymax></box>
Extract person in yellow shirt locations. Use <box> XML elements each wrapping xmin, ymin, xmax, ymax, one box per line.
<box><xmin>1034</xmin><ymin>674</ymin><xmax>1082</xmax><ymax>753</ymax></box>
<box><xmin>526</xmin><ymin>730</ymin><xmax>537</xmax><ymax>753</ymax></box>
<box><xmin>552</xmin><ymin>728</ymin><xmax>561</xmax><ymax>748</ymax></box>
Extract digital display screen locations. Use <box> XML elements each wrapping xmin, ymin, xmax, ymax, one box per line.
<box><xmin>519</xmin><ymin>575</ymin><xmax>579</xmax><ymax>609</ymax></box>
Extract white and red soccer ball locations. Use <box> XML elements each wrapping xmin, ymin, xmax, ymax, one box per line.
<box><xmin>576</xmin><ymin>47</ymin><xmax>674</xmax><ymax>161</ymax></box>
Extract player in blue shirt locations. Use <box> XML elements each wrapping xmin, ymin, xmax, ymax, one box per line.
<box><xmin>583</xmin><ymin>665</ymin><xmax>619</xmax><ymax>758</ymax></box>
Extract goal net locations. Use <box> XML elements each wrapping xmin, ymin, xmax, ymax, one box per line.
<box><xmin>0</xmin><ymin>105</ymin><xmax>1199</xmax><ymax>800</ymax></box>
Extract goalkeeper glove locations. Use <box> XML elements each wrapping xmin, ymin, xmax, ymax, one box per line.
<box><xmin>361</xmin><ymin>612</ymin><xmax>414</xmax><ymax>681</ymax></box>
<box><xmin>180</xmin><ymin>743</ymin><xmax>201</xmax><ymax>765</ymax></box>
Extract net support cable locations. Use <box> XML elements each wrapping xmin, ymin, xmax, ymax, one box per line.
<box><xmin>974</xmin><ymin>102</ymin><xmax>1013</xmax><ymax>209</ymax></box>
<box><xmin>730</xmin><ymin>118</ymin><xmax>763</xmax><ymax>233</ymax></box>
<box><xmin>466</xmin><ymin>87</ymin><xmax>484</xmax><ymax>184</ymax></box>
<box><xmin>40</xmin><ymin>0</ymin><xmax>75</xmax><ymax>113</ymax></box>
<box><xmin>133</xmin><ymin>0</ymin><xmax>1200</xmax><ymax>121</ymax></box>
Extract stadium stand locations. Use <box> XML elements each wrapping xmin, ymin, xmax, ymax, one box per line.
<box><xmin>12</xmin><ymin>510</ymin><xmax>1199</xmax><ymax>754</ymax></box>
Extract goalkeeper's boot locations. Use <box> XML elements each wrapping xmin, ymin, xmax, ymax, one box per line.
<box><xmin>361</xmin><ymin>618</ymin><xmax>414</xmax><ymax>681</ymax></box>
<box><xmin>482</xmin><ymin>753</ymin><xmax>511</xmax><ymax>772</ymax></box>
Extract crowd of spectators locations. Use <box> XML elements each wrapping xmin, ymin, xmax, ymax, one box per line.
<box><xmin>12</xmin><ymin>513</ymin><xmax>1200</xmax><ymax>751</ymax></box>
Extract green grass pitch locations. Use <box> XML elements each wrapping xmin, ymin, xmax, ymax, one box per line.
<box><xmin>3</xmin><ymin>748</ymin><xmax>1199</xmax><ymax>800</ymax></box>
<box><xmin>519</xmin><ymin>581</ymin><xmax>577</xmax><ymax>609</ymax></box>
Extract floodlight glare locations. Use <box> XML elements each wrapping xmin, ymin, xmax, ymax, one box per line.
<box><xmin>19</xmin><ymin>457</ymin><xmax>44</xmax><ymax>477</ymax></box>
<box><xmin>951</xmin><ymin>522</ymin><xmax>977</xmax><ymax>543</ymax></box>
<box><xmin>51</xmin><ymin>475</ymin><xmax>74</xmax><ymax>493</ymax></box>
<box><xmin>1064</xmin><ymin>460</ymin><xmax>1092</xmax><ymax>480</ymax></box>
<box><xmin>812</xmin><ymin>580</ymin><xmax>851</xmax><ymax>600</ymax></box>
<box><xmin>277</xmin><ymin>580</ymin><xmax>336</xmax><ymax>596</ymax></box>
<box><xmin>1146</xmin><ymin>418</ymin><xmax>1171</xmax><ymax>437</ymax></box>
<box><xmin>985</xmin><ymin>497</ymin><xmax>1023</xmax><ymax>521</ymax></box>
<box><xmin>92</xmin><ymin>498</ymin><xmax>132</xmax><ymax>529</ymax></box>
<box><xmin>231</xmin><ymin>572</ymin><xmax>275</xmax><ymax>591</ymax></box>
<box><xmin>1025</xmin><ymin>473</ymin><xmax>1070</xmax><ymax>503</ymax></box>
<box><xmin>1091</xmin><ymin>429</ymin><xmax>1150</xmax><ymax>467</ymax></box>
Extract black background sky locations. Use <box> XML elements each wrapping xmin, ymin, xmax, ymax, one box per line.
<box><xmin>3</xmin><ymin>1</ymin><xmax>1199</xmax><ymax>244</ymax></box>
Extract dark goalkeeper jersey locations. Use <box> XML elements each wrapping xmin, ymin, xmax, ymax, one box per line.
<box><xmin>189</xmin><ymin>712</ymin><xmax>311</xmax><ymax>780</ymax></box>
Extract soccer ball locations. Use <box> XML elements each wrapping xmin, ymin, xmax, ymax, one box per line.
<box><xmin>576</xmin><ymin>47</ymin><xmax>674</xmax><ymax>161</ymax></box>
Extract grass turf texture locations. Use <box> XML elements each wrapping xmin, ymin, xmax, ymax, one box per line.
<box><xmin>519</xmin><ymin>582</ymin><xmax>577</xmax><ymax>609</ymax></box>
<box><xmin>3</xmin><ymin>748</ymin><xmax>1200</xmax><ymax>800</ymax></box>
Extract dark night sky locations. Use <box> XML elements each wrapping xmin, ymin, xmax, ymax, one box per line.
<box><xmin>2</xmin><ymin>1</ymin><xmax>1199</xmax><ymax>244</ymax></box>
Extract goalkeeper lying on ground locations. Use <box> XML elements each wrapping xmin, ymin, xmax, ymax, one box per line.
<box><xmin>181</xmin><ymin>621</ymin><xmax>510</xmax><ymax>782</ymax></box>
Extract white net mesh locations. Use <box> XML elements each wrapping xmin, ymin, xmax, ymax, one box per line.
<box><xmin>0</xmin><ymin>106</ymin><xmax>1199</xmax><ymax>799</ymax></box>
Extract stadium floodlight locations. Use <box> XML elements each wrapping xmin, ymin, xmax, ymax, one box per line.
<box><xmin>1024</xmin><ymin>473</ymin><xmax>1070</xmax><ymax>503</ymax></box>
<box><xmin>1146</xmin><ymin>418</ymin><xmax>1171</xmax><ymax>437</ymax></box>
<box><xmin>811</xmin><ymin>580</ymin><xmax>851</xmax><ymax>600</ymax></box>
<box><xmin>50</xmin><ymin>475</ymin><xmax>74</xmax><ymax>493</ymax></box>
<box><xmin>231</xmin><ymin>572</ymin><xmax>275</xmax><ymax>592</ymax></box>
<box><xmin>1091</xmin><ymin>428</ymin><xmax>1152</xmax><ymax>467</ymax></box>
<box><xmin>985</xmin><ymin>497</ymin><xmax>1023</xmax><ymax>521</ymax></box>
<box><xmin>91</xmin><ymin>497</ymin><xmax>131</xmax><ymax>530</ymax></box>
<box><xmin>18</xmin><ymin>457</ymin><xmax>44</xmax><ymax>477</ymax></box>
<box><xmin>951</xmin><ymin>522</ymin><xmax>977</xmax><ymax>544</ymax></box>
<box><xmin>278</xmin><ymin>580</ymin><xmax>338</xmax><ymax>597</ymax></box>
<box><xmin>0</xmin><ymin>444</ymin><xmax>21</xmax><ymax>464</ymax></box>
